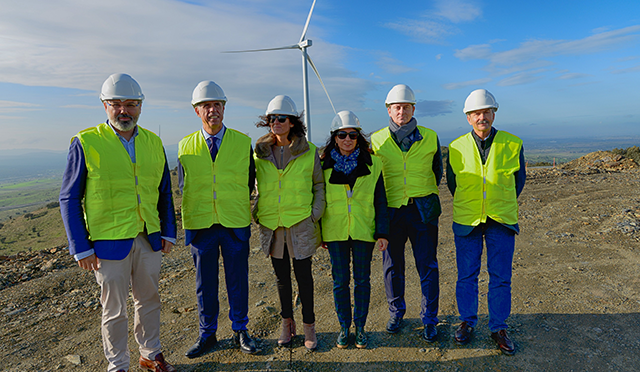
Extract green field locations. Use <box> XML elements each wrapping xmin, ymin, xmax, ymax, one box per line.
<box><xmin>0</xmin><ymin>177</ymin><xmax>61</xmax><ymax>221</ymax></box>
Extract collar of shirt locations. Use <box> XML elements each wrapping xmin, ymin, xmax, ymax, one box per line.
<box><xmin>108</xmin><ymin>121</ymin><xmax>139</xmax><ymax>163</ymax></box>
<box><xmin>201</xmin><ymin>125</ymin><xmax>226</xmax><ymax>146</ymax></box>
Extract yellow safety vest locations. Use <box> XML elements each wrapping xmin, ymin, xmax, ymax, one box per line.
<box><xmin>371</xmin><ymin>126</ymin><xmax>439</xmax><ymax>208</ymax></box>
<box><xmin>178</xmin><ymin>129</ymin><xmax>251</xmax><ymax>229</ymax></box>
<box><xmin>254</xmin><ymin>144</ymin><xmax>316</xmax><ymax>230</ymax></box>
<box><xmin>75</xmin><ymin>123</ymin><xmax>164</xmax><ymax>240</ymax></box>
<box><xmin>322</xmin><ymin>156</ymin><xmax>383</xmax><ymax>242</ymax></box>
<box><xmin>449</xmin><ymin>130</ymin><xmax>522</xmax><ymax>226</ymax></box>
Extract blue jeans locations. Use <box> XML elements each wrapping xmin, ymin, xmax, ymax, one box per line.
<box><xmin>383</xmin><ymin>203</ymin><xmax>439</xmax><ymax>325</ymax></box>
<box><xmin>454</xmin><ymin>220</ymin><xmax>515</xmax><ymax>332</ymax></box>
<box><xmin>190</xmin><ymin>224</ymin><xmax>250</xmax><ymax>338</ymax></box>
<box><xmin>327</xmin><ymin>240</ymin><xmax>375</xmax><ymax>328</ymax></box>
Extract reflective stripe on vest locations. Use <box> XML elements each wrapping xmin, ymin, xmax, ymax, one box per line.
<box><xmin>76</xmin><ymin>123</ymin><xmax>163</xmax><ymax>240</ymax></box>
<box><xmin>449</xmin><ymin>130</ymin><xmax>522</xmax><ymax>226</ymax></box>
<box><xmin>254</xmin><ymin>143</ymin><xmax>316</xmax><ymax>230</ymax></box>
<box><xmin>371</xmin><ymin>126</ymin><xmax>439</xmax><ymax>208</ymax></box>
<box><xmin>178</xmin><ymin>129</ymin><xmax>251</xmax><ymax>229</ymax></box>
<box><xmin>322</xmin><ymin>156</ymin><xmax>382</xmax><ymax>242</ymax></box>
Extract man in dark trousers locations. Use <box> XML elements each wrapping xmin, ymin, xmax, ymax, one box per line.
<box><xmin>447</xmin><ymin>89</ymin><xmax>526</xmax><ymax>355</ymax></box>
<box><xmin>178</xmin><ymin>80</ymin><xmax>257</xmax><ymax>358</ymax></box>
<box><xmin>371</xmin><ymin>84</ymin><xmax>443</xmax><ymax>342</ymax></box>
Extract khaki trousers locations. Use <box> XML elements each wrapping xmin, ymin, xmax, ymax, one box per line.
<box><xmin>94</xmin><ymin>233</ymin><xmax>162</xmax><ymax>372</ymax></box>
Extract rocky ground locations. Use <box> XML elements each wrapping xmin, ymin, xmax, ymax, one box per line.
<box><xmin>1</xmin><ymin>151</ymin><xmax>640</xmax><ymax>371</ymax></box>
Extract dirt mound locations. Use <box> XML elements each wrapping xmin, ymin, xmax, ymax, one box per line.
<box><xmin>560</xmin><ymin>150</ymin><xmax>637</xmax><ymax>171</ymax></box>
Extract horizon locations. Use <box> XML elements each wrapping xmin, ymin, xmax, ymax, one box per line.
<box><xmin>0</xmin><ymin>0</ymin><xmax>639</xmax><ymax>153</ymax></box>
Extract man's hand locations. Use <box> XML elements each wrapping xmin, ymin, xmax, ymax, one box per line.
<box><xmin>78</xmin><ymin>254</ymin><xmax>100</xmax><ymax>271</ymax></box>
<box><xmin>161</xmin><ymin>239</ymin><xmax>174</xmax><ymax>253</ymax></box>
<box><xmin>376</xmin><ymin>238</ymin><xmax>389</xmax><ymax>252</ymax></box>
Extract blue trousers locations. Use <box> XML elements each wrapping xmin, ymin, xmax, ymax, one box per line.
<box><xmin>190</xmin><ymin>225</ymin><xmax>250</xmax><ymax>338</ymax></box>
<box><xmin>454</xmin><ymin>220</ymin><xmax>515</xmax><ymax>332</ymax></box>
<box><xmin>327</xmin><ymin>239</ymin><xmax>375</xmax><ymax>328</ymax></box>
<box><xmin>383</xmin><ymin>203</ymin><xmax>439</xmax><ymax>325</ymax></box>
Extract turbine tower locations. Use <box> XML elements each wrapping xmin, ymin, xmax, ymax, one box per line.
<box><xmin>223</xmin><ymin>0</ymin><xmax>335</xmax><ymax>141</ymax></box>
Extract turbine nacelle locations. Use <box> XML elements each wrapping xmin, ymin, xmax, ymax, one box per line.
<box><xmin>298</xmin><ymin>39</ymin><xmax>312</xmax><ymax>49</ymax></box>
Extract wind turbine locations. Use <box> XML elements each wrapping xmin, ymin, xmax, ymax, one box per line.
<box><xmin>223</xmin><ymin>0</ymin><xmax>335</xmax><ymax>141</ymax></box>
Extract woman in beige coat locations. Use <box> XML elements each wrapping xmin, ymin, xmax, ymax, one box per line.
<box><xmin>252</xmin><ymin>95</ymin><xmax>325</xmax><ymax>350</ymax></box>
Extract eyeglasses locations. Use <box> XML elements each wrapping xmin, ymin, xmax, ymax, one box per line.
<box><xmin>269</xmin><ymin>115</ymin><xmax>289</xmax><ymax>124</ymax></box>
<box><xmin>336</xmin><ymin>131</ymin><xmax>359</xmax><ymax>140</ymax></box>
<box><xmin>106</xmin><ymin>101</ymin><xmax>141</xmax><ymax>110</ymax></box>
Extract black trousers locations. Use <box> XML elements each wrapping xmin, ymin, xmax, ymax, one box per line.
<box><xmin>271</xmin><ymin>248</ymin><xmax>315</xmax><ymax>324</ymax></box>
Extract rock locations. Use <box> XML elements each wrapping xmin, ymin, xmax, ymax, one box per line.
<box><xmin>65</xmin><ymin>354</ymin><xmax>81</xmax><ymax>365</ymax></box>
<box><xmin>40</xmin><ymin>260</ymin><xmax>55</xmax><ymax>271</ymax></box>
<box><xmin>255</xmin><ymin>300</ymin><xmax>266</xmax><ymax>307</ymax></box>
<box><xmin>6</xmin><ymin>308</ymin><xmax>26</xmax><ymax>316</ymax></box>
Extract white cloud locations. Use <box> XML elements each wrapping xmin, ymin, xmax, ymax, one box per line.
<box><xmin>496</xmin><ymin>70</ymin><xmax>546</xmax><ymax>86</ymax></box>
<box><xmin>443</xmin><ymin>78</ymin><xmax>492</xmax><ymax>90</ymax></box>
<box><xmin>384</xmin><ymin>19</ymin><xmax>455</xmax><ymax>44</ymax></box>
<box><xmin>434</xmin><ymin>0</ymin><xmax>482</xmax><ymax>23</ymax></box>
<box><xmin>0</xmin><ymin>100</ymin><xmax>40</xmax><ymax>113</ymax></box>
<box><xmin>556</xmin><ymin>72</ymin><xmax>590</xmax><ymax>80</ymax></box>
<box><xmin>456</xmin><ymin>25</ymin><xmax>640</xmax><ymax>69</ymax></box>
<box><xmin>374</xmin><ymin>54</ymin><xmax>418</xmax><ymax>74</ymax></box>
<box><xmin>610</xmin><ymin>64</ymin><xmax>640</xmax><ymax>74</ymax></box>
<box><xmin>384</xmin><ymin>0</ymin><xmax>482</xmax><ymax>44</ymax></box>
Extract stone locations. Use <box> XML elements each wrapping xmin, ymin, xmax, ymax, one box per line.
<box><xmin>65</xmin><ymin>354</ymin><xmax>81</xmax><ymax>365</ymax></box>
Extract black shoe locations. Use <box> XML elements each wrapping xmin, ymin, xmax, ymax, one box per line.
<box><xmin>355</xmin><ymin>326</ymin><xmax>368</xmax><ymax>349</ymax></box>
<box><xmin>422</xmin><ymin>324</ymin><xmax>437</xmax><ymax>342</ymax></box>
<box><xmin>234</xmin><ymin>330</ymin><xmax>257</xmax><ymax>354</ymax></box>
<box><xmin>185</xmin><ymin>334</ymin><xmax>217</xmax><ymax>359</ymax></box>
<box><xmin>454</xmin><ymin>322</ymin><xmax>474</xmax><ymax>345</ymax></box>
<box><xmin>336</xmin><ymin>327</ymin><xmax>349</xmax><ymax>349</ymax></box>
<box><xmin>386</xmin><ymin>316</ymin><xmax>403</xmax><ymax>334</ymax></box>
<box><xmin>491</xmin><ymin>329</ymin><xmax>515</xmax><ymax>355</ymax></box>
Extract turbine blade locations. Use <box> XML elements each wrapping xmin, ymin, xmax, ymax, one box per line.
<box><xmin>306</xmin><ymin>53</ymin><xmax>336</xmax><ymax>115</ymax></box>
<box><xmin>222</xmin><ymin>45</ymin><xmax>299</xmax><ymax>53</ymax></box>
<box><xmin>299</xmin><ymin>0</ymin><xmax>317</xmax><ymax>43</ymax></box>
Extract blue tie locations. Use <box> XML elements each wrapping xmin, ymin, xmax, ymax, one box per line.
<box><xmin>207</xmin><ymin>137</ymin><xmax>218</xmax><ymax>161</ymax></box>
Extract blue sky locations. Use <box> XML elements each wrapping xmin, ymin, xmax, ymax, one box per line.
<box><xmin>1</xmin><ymin>0</ymin><xmax>639</xmax><ymax>152</ymax></box>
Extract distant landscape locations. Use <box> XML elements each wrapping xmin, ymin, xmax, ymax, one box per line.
<box><xmin>0</xmin><ymin>137</ymin><xmax>637</xmax><ymax>223</ymax></box>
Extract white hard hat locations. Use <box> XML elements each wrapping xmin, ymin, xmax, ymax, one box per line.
<box><xmin>331</xmin><ymin>110</ymin><xmax>361</xmax><ymax>132</ymax></box>
<box><xmin>266</xmin><ymin>95</ymin><xmax>298</xmax><ymax>116</ymax></box>
<box><xmin>463</xmin><ymin>89</ymin><xmax>499</xmax><ymax>114</ymax></box>
<box><xmin>385</xmin><ymin>84</ymin><xmax>416</xmax><ymax>107</ymax></box>
<box><xmin>100</xmin><ymin>73</ymin><xmax>144</xmax><ymax>102</ymax></box>
<box><xmin>192</xmin><ymin>81</ymin><xmax>227</xmax><ymax>107</ymax></box>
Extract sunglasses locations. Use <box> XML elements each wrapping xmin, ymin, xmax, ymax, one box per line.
<box><xmin>336</xmin><ymin>131</ymin><xmax>359</xmax><ymax>140</ymax></box>
<box><xmin>269</xmin><ymin>115</ymin><xmax>289</xmax><ymax>124</ymax></box>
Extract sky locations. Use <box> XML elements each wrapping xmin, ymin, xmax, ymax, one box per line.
<box><xmin>1</xmin><ymin>0</ymin><xmax>639</xmax><ymax>153</ymax></box>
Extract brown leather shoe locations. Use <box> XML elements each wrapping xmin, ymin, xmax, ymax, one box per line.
<box><xmin>491</xmin><ymin>329</ymin><xmax>515</xmax><ymax>355</ymax></box>
<box><xmin>454</xmin><ymin>321</ymin><xmax>473</xmax><ymax>344</ymax></box>
<box><xmin>139</xmin><ymin>352</ymin><xmax>177</xmax><ymax>372</ymax></box>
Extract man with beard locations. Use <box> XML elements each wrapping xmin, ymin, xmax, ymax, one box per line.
<box><xmin>178</xmin><ymin>81</ymin><xmax>257</xmax><ymax>358</ymax></box>
<box><xmin>60</xmin><ymin>73</ymin><xmax>177</xmax><ymax>372</ymax></box>
<box><xmin>446</xmin><ymin>89</ymin><xmax>526</xmax><ymax>355</ymax></box>
<box><xmin>370</xmin><ymin>84</ymin><xmax>443</xmax><ymax>342</ymax></box>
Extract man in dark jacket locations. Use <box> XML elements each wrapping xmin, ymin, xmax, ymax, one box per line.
<box><xmin>371</xmin><ymin>84</ymin><xmax>443</xmax><ymax>342</ymax></box>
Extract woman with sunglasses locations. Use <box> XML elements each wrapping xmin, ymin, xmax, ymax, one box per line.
<box><xmin>253</xmin><ymin>95</ymin><xmax>325</xmax><ymax>350</ymax></box>
<box><xmin>320</xmin><ymin>111</ymin><xmax>389</xmax><ymax>349</ymax></box>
